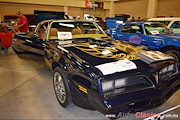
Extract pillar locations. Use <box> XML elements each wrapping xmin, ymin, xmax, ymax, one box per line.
<box><xmin>147</xmin><ymin>0</ymin><xmax>158</xmax><ymax>18</ymax></box>
<box><xmin>109</xmin><ymin>0</ymin><xmax>115</xmax><ymax>17</ymax></box>
<box><xmin>0</xmin><ymin>14</ymin><xmax>2</xmax><ymax>22</ymax></box>
<box><xmin>64</xmin><ymin>6</ymin><xmax>68</xmax><ymax>15</ymax></box>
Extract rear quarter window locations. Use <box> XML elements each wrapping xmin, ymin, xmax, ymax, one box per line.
<box><xmin>171</xmin><ymin>21</ymin><xmax>180</xmax><ymax>28</ymax></box>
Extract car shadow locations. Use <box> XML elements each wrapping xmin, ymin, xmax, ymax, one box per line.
<box><xmin>13</xmin><ymin>49</ymin><xmax>48</xmax><ymax>70</ymax></box>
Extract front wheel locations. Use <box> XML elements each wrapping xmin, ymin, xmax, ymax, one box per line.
<box><xmin>53</xmin><ymin>67</ymin><xmax>72</xmax><ymax>108</ymax></box>
<box><xmin>163</xmin><ymin>48</ymin><xmax>180</xmax><ymax>64</ymax></box>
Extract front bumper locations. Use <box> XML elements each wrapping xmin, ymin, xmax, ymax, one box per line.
<box><xmin>97</xmin><ymin>73</ymin><xmax>179</xmax><ymax>116</ymax></box>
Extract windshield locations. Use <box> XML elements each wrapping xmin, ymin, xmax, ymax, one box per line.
<box><xmin>144</xmin><ymin>23</ymin><xmax>171</xmax><ymax>35</ymax></box>
<box><xmin>48</xmin><ymin>21</ymin><xmax>107</xmax><ymax>40</ymax></box>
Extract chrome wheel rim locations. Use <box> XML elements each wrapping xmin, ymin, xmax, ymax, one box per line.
<box><xmin>54</xmin><ymin>72</ymin><xmax>66</xmax><ymax>103</ymax></box>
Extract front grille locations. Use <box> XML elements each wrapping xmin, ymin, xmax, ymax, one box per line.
<box><xmin>158</xmin><ymin>63</ymin><xmax>178</xmax><ymax>83</ymax></box>
<box><xmin>101</xmin><ymin>75</ymin><xmax>154</xmax><ymax>97</ymax></box>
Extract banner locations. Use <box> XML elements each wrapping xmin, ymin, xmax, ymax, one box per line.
<box><xmin>85</xmin><ymin>0</ymin><xmax>103</xmax><ymax>9</ymax></box>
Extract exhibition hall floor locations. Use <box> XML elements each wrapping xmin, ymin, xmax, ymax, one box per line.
<box><xmin>0</xmin><ymin>48</ymin><xmax>179</xmax><ymax>120</ymax></box>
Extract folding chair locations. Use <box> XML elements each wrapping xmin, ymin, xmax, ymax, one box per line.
<box><xmin>0</xmin><ymin>31</ymin><xmax>13</xmax><ymax>54</ymax></box>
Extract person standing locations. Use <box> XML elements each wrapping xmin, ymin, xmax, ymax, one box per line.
<box><xmin>0</xmin><ymin>21</ymin><xmax>8</xmax><ymax>32</ymax></box>
<box><xmin>15</xmin><ymin>11</ymin><xmax>29</xmax><ymax>34</ymax></box>
<box><xmin>129</xmin><ymin>17</ymin><xmax>136</xmax><ymax>22</ymax></box>
<box><xmin>136</xmin><ymin>17</ymin><xmax>141</xmax><ymax>21</ymax></box>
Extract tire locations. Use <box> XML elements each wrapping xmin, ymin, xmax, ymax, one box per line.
<box><xmin>53</xmin><ymin>67</ymin><xmax>72</xmax><ymax>108</ymax></box>
<box><xmin>163</xmin><ymin>48</ymin><xmax>180</xmax><ymax>64</ymax></box>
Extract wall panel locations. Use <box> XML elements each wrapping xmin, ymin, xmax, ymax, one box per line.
<box><xmin>0</xmin><ymin>0</ymin><xmax>111</xmax><ymax>9</ymax></box>
<box><xmin>0</xmin><ymin>2</ymin><xmax>64</xmax><ymax>19</ymax></box>
<box><xmin>0</xmin><ymin>2</ymin><xmax>109</xmax><ymax>20</ymax></box>
<box><xmin>82</xmin><ymin>8</ymin><xmax>108</xmax><ymax>19</ymax></box>
<box><xmin>157</xmin><ymin>0</ymin><xmax>180</xmax><ymax>17</ymax></box>
<box><xmin>114</xmin><ymin>0</ymin><xmax>148</xmax><ymax>19</ymax></box>
<box><xmin>0</xmin><ymin>0</ymin><xmax>85</xmax><ymax>8</ymax></box>
<box><xmin>0</xmin><ymin>2</ymin><xmax>86</xmax><ymax>21</ymax></box>
<box><xmin>68</xmin><ymin>7</ymin><xmax>81</xmax><ymax>18</ymax></box>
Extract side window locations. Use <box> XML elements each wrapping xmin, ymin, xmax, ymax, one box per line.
<box><xmin>163</xmin><ymin>21</ymin><xmax>171</xmax><ymax>26</ymax></box>
<box><xmin>121</xmin><ymin>25</ymin><xmax>142</xmax><ymax>34</ymax></box>
<box><xmin>131</xmin><ymin>25</ymin><xmax>142</xmax><ymax>33</ymax></box>
<box><xmin>121</xmin><ymin>25</ymin><xmax>129</xmax><ymax>33</ymax></box>
<box><xmin>37</xmin><ymin>23</ymin><xmax>48</xmax><ymax>40</ymax></box>
<box><xmin>171</xmin><ymin>21</ymin><xmax>180</xmax><ymax>28</ymax></box>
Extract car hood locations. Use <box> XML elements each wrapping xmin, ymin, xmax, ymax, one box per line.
<box><xmin>56</xmin><ymin>38</ymin><xmax>173</xmax><ymax>75</ymax></box>
<box><xmin>61</xmin><ymin>38</ymin><xmax>141</xmax><ymax>65</ymax></box>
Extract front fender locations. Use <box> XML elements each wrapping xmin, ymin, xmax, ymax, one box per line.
<box><xmin>163</xmin><ymin>38</ymin><xmax>180</xmax><ymax>48</ymax></box>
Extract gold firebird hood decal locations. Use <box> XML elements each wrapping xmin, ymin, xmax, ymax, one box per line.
<box><xmin>70</xmin><ymin>40</ymin><xmax>145</xmax><ymax>60</ymax></box>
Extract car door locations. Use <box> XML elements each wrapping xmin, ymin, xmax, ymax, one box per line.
<box><xmin>13</xmin><ymin>34</ymin><xmax>33</xmax><ymax>52</ymax></box>
<box><xmin>142</xmin><ymin>23</ymin><xmax>165</xmax><ymax>50</ymax></box>
<box><xmin>116</xmin><ymin>24</ymin><xmax>144</xmax><ymax>45</ymax></box>
<box><xmin>13</xmin><ymin>22</ymin><xmax>48</xmax><ymax>55</ymax></box>
<box><xmin>15</xmin><ymin>22</ymin><xmax>48</xmax><ymax>55</ymax></box>
<box><xmin>27</xmin><ymin>23</ymin><xmax>48</xmax><ymax>55</ymax></box>
<box><xmin>117</xmin><ymin>24</ymin><xmax>133</xmax><ymax>41</ymax></box>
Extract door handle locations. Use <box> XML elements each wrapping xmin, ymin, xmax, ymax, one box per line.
<box><xmin>118</xmin><ymin>34</ymin><xmax>122</xmax><ymax>37</ymax></box>
<box><xmin>153</xmin><ymin>41</ymin><xmax>159</xmax><ymax>43</ymax></box>
<box><xmin>13</xmin><ymin>38</ymin><xmax>16</xmax><ymax>42</ymax></box>
<box><xmin>154</xmin><ymin>38</ymin><xmax>162</xmax><ymax>41</ymax></box>
<box><xmin>25</xmin><ymin>39</ymin><xmax>32</xmax><ymax>43</ymax></box>
<box><xmin>42</xmin><ymin>43</ymin><xmax>46</xmax><ymax>46</ymax></box>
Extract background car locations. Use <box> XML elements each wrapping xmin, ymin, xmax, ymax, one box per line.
<box><xmin>147</xmin><ymin>17</ymin><xmax>180</xmax><ymax>34</ymax></box>
<box><xmin>108</xmin><ymin>22</ymin><xmax>180</xmax><ymax>64</ymax></box>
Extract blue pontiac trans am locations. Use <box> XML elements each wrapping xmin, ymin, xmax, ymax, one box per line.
<box><xmin>108</xmin><ymin>22</ymin><xmax>180</xmax><ymax>64</ymax></box>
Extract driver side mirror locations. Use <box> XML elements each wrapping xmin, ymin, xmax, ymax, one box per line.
<box><xmin>169</xmin><ymin>28</ymin><xmax>173</xmax><ymax>34</ymax></box>
<box><xmin>31</xmin><ymin>33</ymin><xmax>38</xmax><ymax>39</ymax></box>
<box><xmin>136</xmin><ymin>31</ymin><xmax>141</xmax><ymax>36</ymax></box>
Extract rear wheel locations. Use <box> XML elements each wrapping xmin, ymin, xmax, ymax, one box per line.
<box><xmin>53</xmin><ymin>67</ymin><xmax>72</xmax><ymax>108</ymax></box>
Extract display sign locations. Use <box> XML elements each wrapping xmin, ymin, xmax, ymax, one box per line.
<box><xmin>85</xmin><ymin>0</ymin><xmax>103</xmax><ymax>9</ymax></box>
<box><xmin>150</xmin><ymin>30</ymin><xmax>160</xmax><ymax>34</ymax></box>
<box><xmin>95</xmin><ymin>59</ymin><xmax>137</xmax><ymax>75</ymax></box>
<box><xmin>57</xmin><ymin>32</ymin><xmax>72</xmax><ymax>40</ymax></box>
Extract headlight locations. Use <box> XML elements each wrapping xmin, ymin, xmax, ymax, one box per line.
<box><xmin>168</xmin><ymin>64</ymin><xmax>174</xmax><ymax>71</ymax></box>
<box><xmin>102</xmin><ymin>81</ymin><xmax>114</xmax><ymax>92</ymax></box>
<box><xmin>115</xmin><ymin>78</ymin><xmax>126</xmax><ymax>88</ymax></box>
<box><xmin>160</xmin><ymin>64</ymin><xmax>177</xmax><ymax>74</ymax></box>
<box><xmin>160</xmin><ymin>64</ymin><xmax>175</xmax><ymax>74</ymax></box>
<box><xmin>159</xmin><ymin>64</ymin><xmax>178</xmax><ymax>83</ymax></box>
<box><xmin>101</xmin><ymin>76</ymin><xmax>154</xmax><ymax>97</ymax></box>
<box><xmin>160</xmin><ymin>67</ymin><xmax>168</xmax><ymax>74</ymax></box>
